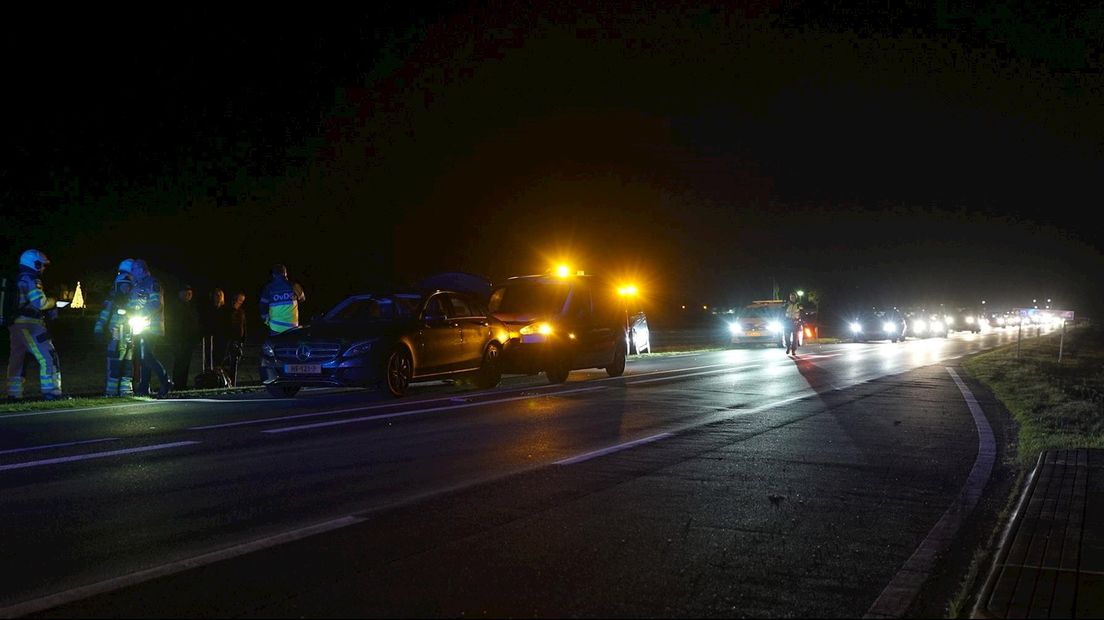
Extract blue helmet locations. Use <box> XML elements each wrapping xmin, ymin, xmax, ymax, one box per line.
<box><xmin>19</xmin><ymin>249</ymin><xmax>50</xmax><ymax>272</ymax></box>
<box><xmin>117</xmin><ymin>258</ymin><xmax>135</xmax><ymax>275</ymax></box>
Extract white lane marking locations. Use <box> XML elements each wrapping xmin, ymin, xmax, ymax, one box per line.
<box><xmin>0</xmin><ymin>441</ymin><xmax>200</xmax><ymax>472</ymax></box>
<box><xmin>0</xmin><ymin>515</ymin><xmax>364</xmax><ymax>619</ymax></box>
<box><xmin>555</xmin><ymin>432</ymin><xmax>674</xmax><ymax>465</ymax></box>
<box><xmin>630</xmin><ymin>364</ymin><xmax>761</xmax><ymax>384</ymax></box>
<box><xmin>261</xmin><ymin>386</ymin><xmax>608</xmax><ymax>434</ymax></box>
<box><xmin>0</xmin><ymin>437</ymin><xmax>120</xmax><ymax>456</ymax></box>
<box><xmin>191</xmin><ymin>383</ymin><xmax>621</xmax><ymax>431</ymax></box>
<box><xmin>864</xmin><ymin>367</ymin><xmax>996</xmax><ymax>619</ymax></box>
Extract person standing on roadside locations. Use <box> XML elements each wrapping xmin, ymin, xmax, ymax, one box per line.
<box><xmin>225</xmin><ymin>291</ymin><xmax>247</xmax><ymax>386</ymax></box>
<box><xmin>199</xmin><ymin>287</ymin><xmax>229</xmax><ymax>372</ymax></box>
<box><xmin>93</xmin><ymin>258</ymin><xmax>136</xmax><ymax>396</ymax></box>
<box><xmin>167</xmin><ymin>284</ymin><xmax>200</xmax><ymax>389</ymax></box>
<box><xmin>129</xmin><ymin>259</ymin><xmax>172</xmax><ymax>398</ymax></box>
<box><xmin>784</xmin><ymin>291</ymin><xmax>803</xmax><ymax>356</ymax></box>
<box><xmin>6</xmin><ymin>249</ymin><xmax>64</xmax><ymax>400</ymax></box>
<box><xmin>258</xmin><ymin>264</ymin><xmax>305</xmax><ymax>335</ymax></box>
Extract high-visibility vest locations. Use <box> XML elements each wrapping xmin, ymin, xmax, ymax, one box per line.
<box><xmin>260</xmin><ymin>277</ymin><xmax>305</xmax><ymax>333</ymax></box>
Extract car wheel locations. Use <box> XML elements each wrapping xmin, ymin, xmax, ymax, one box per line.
<box><xmin>385</xmin><ymin>347</ymin><xmax>413</xmax><ymax>397</ymax></box>
<box><xmin>545</xmin><ymin>355</ymin><xmax>570</xmax><ymax>384</ymax></box>
<box><xmin>266</xmin><ymin>384</ymin><xmax>300</xmax><ymax>398</ymax></box>
<box><xmin>473</xmin><ymin>343</ymin><xmax>502</xmax><ymax>390</ymax></box>
<box><xmin>605</xmin><ymin>342</ymin><xmax>626</xmax><ymax>377</ymax></box>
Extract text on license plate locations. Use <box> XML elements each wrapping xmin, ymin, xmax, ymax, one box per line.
<box><xmin>745</xmin><ymin>331</ymin><xmax>761</xmax><ymax>337</ymax></box>
<box><xmin>285</xmin><ymin>364</ymin><xmax>322</xmax><ymax>374</ymax></box>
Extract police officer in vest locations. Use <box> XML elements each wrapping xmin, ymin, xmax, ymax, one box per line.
<box><xmin>93</xmin><ymin>258</ymin><xmax>136</xmax><ymax>396</ymax></box>
<box><xmin>259</xmin><ymin>264</ymin><xmax>305</xmax><ymax>335</ymax></box>
<box><xmin>6</xmin><ymin>249</ymin><xmax>64</xmax><ymax>400</ymax></box>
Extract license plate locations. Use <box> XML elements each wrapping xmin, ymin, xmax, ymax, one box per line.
<box><xmin>284</xmin><ymin>364</ymin><xmax>321</xmax><ymax>375</ymax></box>
<box><xmin>745</xmin><ymin>331</ymin><xmax>762</xmax><ymax>337</ymax></box>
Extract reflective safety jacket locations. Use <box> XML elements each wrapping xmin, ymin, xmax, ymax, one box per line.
<box><xmin>259</xmin><ymin>276</ymin><xmax>305</xmax><ymax>333</ymax></box>
<box><xmin>127</xmin><ymin>275</ymin><xmax>165</xmax><ymax>337</ymax></box>
<box><xmin>785</xmin><ymin>301</ymin><xmax>802</xmax><ymax>321</ymax></box>
<box><xmin>94</xmin><ymin>273</ymin><xmax>134</xmax><ymax>337</ymax></box>
<box><xmin>13</xmin><ymin>267</ymin><xmax>54</xmax><ymax>326</ymax></box>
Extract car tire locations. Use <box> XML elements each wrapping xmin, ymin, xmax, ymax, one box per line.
<box><xmin>384</xmin><ymin>347</ymin><xmax>413</xmax><ymax>397</ymax></box>
<box><xmin>605</xmin><ymin>342</ymin><xmax>626</xmax><ymax>377</ymax></box>
<box><xmin>473</xmin><ymin>343</ymin><xmax>502</xmax><ymax>390</ymax></box>
<box><xmin>545</xmin><ymin>356</ymin><xmax>570</xmax><ymax>384</ymax></box>
<box><xmin>266</xmin><ymin>384</ymin><xmax>300</xmax><ymax>398</ymax></box>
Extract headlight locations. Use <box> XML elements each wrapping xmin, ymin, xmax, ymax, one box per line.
<box><xmin>850</xmin><ymin>322</ymin><xmax>862</xmax><ymax>333</ymax></box>
<box><xmin>913</xmin><ymin>319</ymin><xmax>927</xmax><ymax>333</ymax></box>
<box><xmin>520</xmin><ymin>322</ymin><xmax>553</xmax><ymax>336</ymax></box>
<box><xmin>965</xmin><ymin>316</ymin><xmax>975</xmax><ymax>324</ymax></box>
<box><xmin>945</xmin><ymin>316</ymin><xmax>954</xmax><ymax>325</ymax></box>
<box><xmin>261</xmin><ymin>342</ymin><xmax>275</xmax><ymax>357</ymax></box>
<box><xmin>767</xmin><ymin>321</ymin><xmax>782</xmax><ymax>333</ymax></box>
<box><xmin>728</xmin><ymin>323</ymin><xmax>741</xmax><ymax>335</ymax></box>
<box><xmin>344</xmin><ymin>340</ymin><xmax>376</xmax><ymax>357</ymax></box>
<box><xmin>883</xmin><ymin>322</ymin><xmax>897</xmax><ymax>333</ymax></box>
<box><xmin>128</xmin><ymin>315</ymin><xmax>150</xmax><ymax>335</ymax></box>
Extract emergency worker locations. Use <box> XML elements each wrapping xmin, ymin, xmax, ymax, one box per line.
<box><xmin>258</xmin><ymin>264</ymin><xmax>305</xmax><ymax>335</ymax></box>
<box><xmin>128</xmin><ymin>259</ymin><xmax>172</xmax><ymax>397</ymax></box>
<box><xmin>784</xmin><ymin>292</ymin><xmax>803</xmax><ymax>355</ymax></box>
<box><xmin>93</xmin><ymin>258</ymin><xmax>136</xmax><ymax>396</ymax></box>
<box><xmin>6</xmin><ymin>249</ymin><xmax>63</xmax><ymax>400</ymax></box>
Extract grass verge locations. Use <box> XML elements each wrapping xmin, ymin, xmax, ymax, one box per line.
<box><xmin>962</xmin><ymin>323</ymin><xmax>1104</xmax><ymax>466</ymax></box>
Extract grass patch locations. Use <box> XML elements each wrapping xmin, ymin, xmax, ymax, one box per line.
<box><xmin>962</xmin><ymin>323</ymin><xmax>1104</xmax><ymax>466</ymax></box>
<box><xmin>0</xmin><ymin>396</ymin><xmax>149</xmax><ymax>414</ymax></box>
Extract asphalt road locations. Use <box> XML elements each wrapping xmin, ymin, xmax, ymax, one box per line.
<box><xmin>0</xmin><ymin>328</ymin><xmax>1041</xmax><ymax>618</ymax></box>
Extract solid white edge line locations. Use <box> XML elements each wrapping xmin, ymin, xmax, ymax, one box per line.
<box><xmin>554</xmin><ymin>432</ymin><xmax>674</xmax><ymax>465</ymax></box>
<box><xmin>261</xmin><ymin>386</ymin><xmax>607</xmax><ymax>434</ymax></box>
<box><xmin>863</xmin><ymin>366</ymin><xmax>996</xmax><ymax>618</ymax></box>
<box><xmin>0</xmin><ymin>515</ymin><xmax>364</xmax><ymax>619</ymax></box>
<box><xmin>0</xmin><ymin>441</ymin><xmax>200</xmax><ymax>472</ymax></box>
<box><xmin>0</xmin><ymin>437</ymin><xmax>120</xmax><ymax>456</ymax></box>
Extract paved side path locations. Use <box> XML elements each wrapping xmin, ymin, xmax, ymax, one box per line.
<box><xmin>973</xmin><ymin>449</ymin><xmax>1104</xmax><ymax>618</ymax></box>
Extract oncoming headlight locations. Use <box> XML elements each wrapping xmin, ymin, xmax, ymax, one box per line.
<box><xmin>883</xmin><ymin>322</ymin><xmax>897</xmax><ymax>333</ymax></box>
<box><xmin>728</xmin><ymin>323</ymin><xmax>741</xmax><ymax>335</ymax></box>
<box><xmin>850</xmin><ymin>322</ymin><xmax>862</xmax><ymax>333</ymax></box>
<box><xmin>912</xmin><ymin>319</ymin><xmax>927</xmax><ymax>333</ymax></box>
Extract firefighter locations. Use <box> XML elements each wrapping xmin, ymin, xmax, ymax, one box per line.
<box><xmin>6</xmin><ymin>249</ymin><xmax>63</xmax><ymax>400</ymax></box>
<box><xmin>93</xmin><ymin>258</ymin><xmax>136</xmax><ymax>396</ymax></box>
<box><xmin>259</xmin><ymin>264</ymin><xmax>305</xmax><ymax>335</ymax></box>
<box><xmin>128</xmin><ymin>259</ymin><xmax>172</xmax><ymax>398</ymax></box>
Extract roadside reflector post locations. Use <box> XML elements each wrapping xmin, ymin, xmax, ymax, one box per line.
<box><xmin>1058</xmin><ymin>319</ymin><xmax>1065</xmax><ymax>364</ymax></box>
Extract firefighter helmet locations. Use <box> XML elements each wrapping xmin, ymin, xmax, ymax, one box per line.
<box><xmin>117</xmin><ymin>258</ymin><xmax>135</xmax><ymax>274</ymax></box>
<box><xmin>19</xmin><ymin>249</ymin><xmax>50</xmax><ymax>272</ymax></box>
<box><xmin>271</xmin><ymin>264</ymin><xmax>288</xmax><ymax>278</ymax></box>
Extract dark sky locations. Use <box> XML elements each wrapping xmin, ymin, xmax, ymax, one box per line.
<box><xmin>3</xmin><ymin>2</ymin><xmax>1102</xmax><ymax>317</ymax></box>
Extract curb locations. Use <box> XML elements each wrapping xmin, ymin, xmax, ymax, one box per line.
<box><xmin>970</xmin><ymin>451</ymin><xmax>1046</xmax><ymax>618</ymax></box>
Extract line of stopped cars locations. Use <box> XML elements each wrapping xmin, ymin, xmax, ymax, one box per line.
<box><xmin>260</xmin><ymin>269</ymin><xmax>650</xmax><ymax>398</ymax></box>
<box><xmin>727</xmin><ymin>301</ymin><xmax>1023</xmax><ymax>348</ymax></box>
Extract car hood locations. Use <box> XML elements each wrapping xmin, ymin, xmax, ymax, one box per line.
<box><xmin>491</xmin><ymin>312</ymin><xmax>553</xmax><ymax>326</ymax></box>
<box><xmin>267</xmin><ymin>320</ymin><xmax>404</xmax><ymax>344</ymax></box>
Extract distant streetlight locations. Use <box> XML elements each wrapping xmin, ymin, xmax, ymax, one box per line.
<box><xmin>796</xmin><ymin>290</ymin><xmax>805</xmax><ymax>298</ymax></box>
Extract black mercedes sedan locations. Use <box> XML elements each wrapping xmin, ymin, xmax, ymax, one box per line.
<box><xmin>260</xmin><ymin>289</ymin><xmax>510</xmax><ymax>397</ymax></box>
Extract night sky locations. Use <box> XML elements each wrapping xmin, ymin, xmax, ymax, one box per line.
<box><xmin>4</xmin><ymin>2</ymin><xmax>1102</xmax><ymax>318</ymax></box>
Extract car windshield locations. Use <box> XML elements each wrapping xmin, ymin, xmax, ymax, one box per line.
<box><xmin>742</xmin><ymin>303</ymin><xmax>783</xmax><ymax>318</ymax></box>
<box><xmin>488</xmin><ymin>281</ymin><xmax>570</xmax><ymax>315</ymax></box>
<box><xmin>323</xmin><ymin>294</ymin><xmax>421</xmax><ymax>321</ymax></box>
